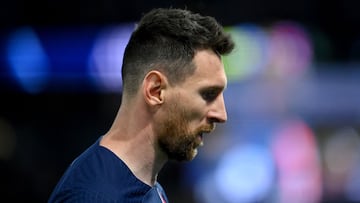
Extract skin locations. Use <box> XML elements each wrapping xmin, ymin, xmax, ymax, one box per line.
<box><xmin>100</xmin><ymin>49</ymin><xmax>227</xmax><ymax>187</ymax></box>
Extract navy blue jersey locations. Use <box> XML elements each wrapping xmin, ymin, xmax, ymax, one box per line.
<box><xmin>48</xmin><ymin>137</ymin><xmax>169</xmax><ymax>203</ymax></box>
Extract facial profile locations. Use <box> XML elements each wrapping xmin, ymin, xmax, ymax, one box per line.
<box><xmin>154</xmin><ymin>49</ymin><xmax>227</xmax><ymax>162</ymax></box>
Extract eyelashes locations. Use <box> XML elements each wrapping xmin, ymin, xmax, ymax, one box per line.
<box><xmin>200</xmin><ymin>89</ymin><xmax>220</xmax><ymax>102</ymax></box>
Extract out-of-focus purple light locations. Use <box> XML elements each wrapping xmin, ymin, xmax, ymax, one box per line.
<box><xmin>268</xmin><ymin>21</ymin><xmax>313</xmax><ymax>77</ymax></box>
<box><xmin>88</xmin><ymin>24</ymin><xmax>134</xmax><ymax>92</ymax></box>
<box><xmin>271</xmin><ymin>119</ymin><xmax>322</xmax><ymax>203</ymax></box>
<box><xmin>323</xmin><ymin>128</ymin><xmax>360</xmax><ymax>201</ymax></box>
<box><xmin>345</xmin><ymin>157</ymin><xmax>360</xmax><ymax>201</ymax></box>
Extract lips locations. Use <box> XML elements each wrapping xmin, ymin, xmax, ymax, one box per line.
<box><xmin>198</xmin><ymin>133</ymin><xmax>203</xmax><ymax>140</ymax></box>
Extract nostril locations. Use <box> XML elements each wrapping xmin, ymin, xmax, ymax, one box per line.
<box><xmin>208</xmin><ymin>117</ymin><xmax>223</xmax><ymax>124</ymax></box>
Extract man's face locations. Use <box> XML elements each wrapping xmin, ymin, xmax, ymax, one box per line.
<box><xmin>155</xmin><ymin>49</ymin><xmax>228</xmax><ymax>161</ymax></box>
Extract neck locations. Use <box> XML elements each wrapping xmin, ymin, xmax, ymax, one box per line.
<box><xmin>100</xmin><ymin>103</ymin><xmax>167</xmax><ymax>186</ymax></box>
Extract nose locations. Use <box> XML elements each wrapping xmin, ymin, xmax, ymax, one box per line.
<box><xmin>207</xmin><ymin>94</ymin><xmax>227</xmax><ymax>123</ymax></box>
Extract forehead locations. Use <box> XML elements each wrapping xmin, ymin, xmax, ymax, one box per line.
<box><xmin>183</xmin><ymin>49</ymin><xmax>227</xmax><ymax>88</ymax></box>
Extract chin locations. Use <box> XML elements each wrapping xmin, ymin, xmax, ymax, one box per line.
<box><xmin>170</xmin><ymin>148</ymin><xmax>198</xmax><ymax>162</ymax></box>
<box><xmin>192</xmin><ymin>148</ymin><xmax>198</xmax><ymax>158</ymax></box>
<box><xmin>185</xmin><ymin>149</ymin><xmax>198</xmax><ymax>161</ymax></box>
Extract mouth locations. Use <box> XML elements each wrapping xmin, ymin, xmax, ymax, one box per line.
<box><xmin>197</xmin><ymin>132</ymin><xmax>204</xmax><ymax>146</ymax></box>
<box><xmin>195</xmin><ymin>125</ymin><xmax>215</xmax><ymax>147</ymax></box>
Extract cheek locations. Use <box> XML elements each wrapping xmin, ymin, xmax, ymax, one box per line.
<box><xmin>168</xmin><ymin>92</ymin><xmax>208</xmax><ymax>124</ymax></box>
<box><xmin>187</xmin><ymin>106</ymin><xmax>207</xmax><ymax>126</ymax></box>
<box><xmin>176</xmin><ymin>107</ymin><xmax>204</xmax><ymax>131</ymax></box>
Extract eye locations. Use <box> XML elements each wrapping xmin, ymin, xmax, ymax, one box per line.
<box><xmin>201</xmin><ymin>90</ymin><xmax>219</xmax><ymax>102</ymax></box>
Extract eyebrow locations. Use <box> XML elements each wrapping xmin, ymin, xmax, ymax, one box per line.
<box><xmin>199</xmin><ymin>85</ymin><xmax>226</xmax><ymax>93</ymax></box>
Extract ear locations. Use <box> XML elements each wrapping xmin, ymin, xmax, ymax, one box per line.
<box><xmin>142</xmin><ymin>70</ymin><xmax>167</xmax><ymax>106</ymax></box>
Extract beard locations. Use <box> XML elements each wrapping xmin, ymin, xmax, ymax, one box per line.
<box><xmin>155</xmin><ymin>103</ymin><xmax>215</xmax><ymax>162</ymax></box>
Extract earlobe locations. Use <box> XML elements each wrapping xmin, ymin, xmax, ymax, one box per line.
<box><xmin>143</xmin><ymin>71</ymin><xmax>166</xmax><ymax>106</ymax></box>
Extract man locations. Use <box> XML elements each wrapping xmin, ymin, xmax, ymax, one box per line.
<box><xmin>48</xmin><ymin>8</ymin><xmax>234</xmax><ymax>203</ymax></box>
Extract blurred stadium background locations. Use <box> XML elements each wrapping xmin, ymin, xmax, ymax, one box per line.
<box><xmin>1</xmin><ymin>0</ymin><xmax>360</xmax><ymax>202</ymax></box>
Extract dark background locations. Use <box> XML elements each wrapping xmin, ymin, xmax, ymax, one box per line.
<box><xmin>1</xmin><ymin>0</ymin><xmax>360</xmax><ymax>62</ymax></box>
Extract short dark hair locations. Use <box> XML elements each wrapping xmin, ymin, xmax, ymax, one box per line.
<box><xmin>121</xmin><ymin>8</ymin><xmax>234</xmax><ymax>96</ymax></box>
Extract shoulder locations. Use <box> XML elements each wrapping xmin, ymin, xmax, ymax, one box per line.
<box><xmin>49</xmin><ymin>138</ymin><xmax>152</xmax><ymax>202</ymax></box>
<box><xmin>53</xmin><ymin>141</ymin><xmax>130</xmax><ymax>192</ymax></box>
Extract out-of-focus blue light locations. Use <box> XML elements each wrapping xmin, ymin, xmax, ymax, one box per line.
<box><xmin>88</xmin><ymin>24</ymin><xmax>134</xmax><ymax>92</ymax></box>
<box><xmin>345</xmin><ymin>157</ymin><xmax>360</xmax><ymax>201</ymax></box>
<box><xmin>6</xmin><ymin>27</ymin><xmax>50</xmax><ymax>93</ymax></box>
<box><xmin>214</xmin><ymin>144</ymin><xmax>274</xmax><ymax>203</ymax></box>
